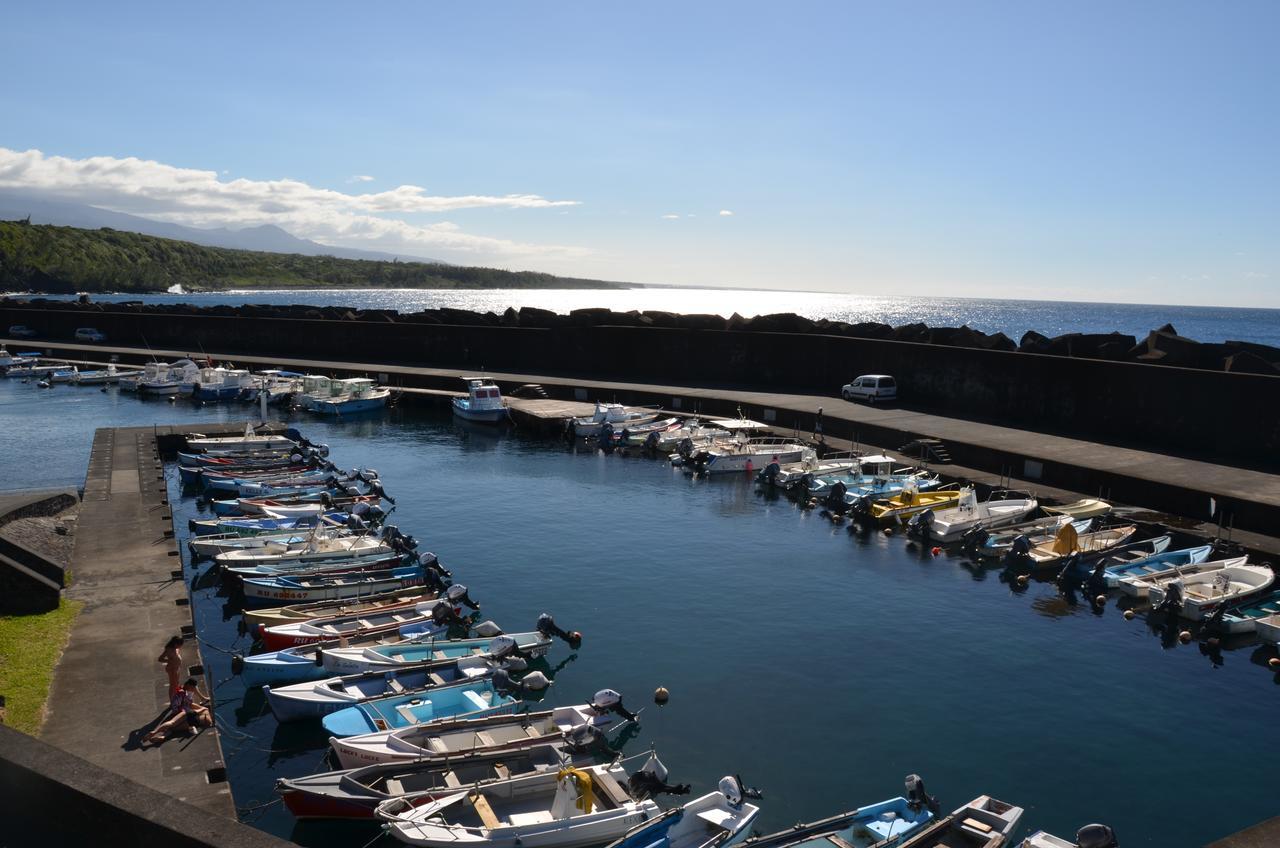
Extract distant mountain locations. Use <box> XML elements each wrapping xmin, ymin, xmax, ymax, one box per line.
<box><xmin>0</xmin><ymin>192</ymin><xmax>434</xmax><ymax>263</ymax></box>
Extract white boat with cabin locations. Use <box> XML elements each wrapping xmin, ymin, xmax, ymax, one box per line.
<box><xmin>572</xmin><ymin>402</ymin><xmax>659</xmax><ymax>437</ymax></box>
<box><xmin>453</xmin><ymin>378</ymin><xmax>509</xmax><ymax>423</ymax></box>
<box><xmin>693</xmin><ymin>437</ymin><xmax>811</xmax><ymax>474</ymax></box>
<box><xmin>308</xmin><ymin>378</ymin><xmax>391</xmax><ymax>415</ymax></box>
<box><xmin>910</xmin><ymin>487</ymin><xmax>1039</xmax><ymax>543</ymax></box>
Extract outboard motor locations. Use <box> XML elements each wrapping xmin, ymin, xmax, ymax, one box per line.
<box><xmin>319</xmin><ymin>492</ymin><xmax>334</xmax><ymax>508</ymax></box>
<box><xmin>1056</xmin><ymin>554</ymin><xmax>1084</xmax><ymax>592</ymax></box>
<box><xmin>1086</xmin><ymin>562</ymin><xmax>1108</xmax><ymax>600</ymax></box>
<box><xmin>1002</xmin><ymin>535</ymin><xmax>1034</xmax><ymax>572</ymax></box>
<box><xmin>289</xmin><ymin>451</ymin><xmax>305</xmax><ymax>465</ymax></box>
<box><xmin>345</xmin><ymin>514</ymin><xmax>369</xmax><ymax>532</ymax></box>
<box><xmin>717</xmin><ymin>775</ymin><xmax>762</xmax><ymax>806</ymax></box>
<box><xmin>1157</xmin><ymin>582</ymin><xmax>1184</xmax><ymax>616</ymax></box>
<box><xmin>343</xmin><ymin>484</ymin><xmax>362</xmax><ymax>498</ymax></box>
<box><xmin>492</xmin><ymin>667</ymin><xmax>551</xmax><ymax>693</ymax></box>
<box><xmin>444</xmin><ymin>582</ymin><xmax>480</xmax><ymax>611</ymax></box>
<box><xmin>644</xmin><ymin>431</ymin><xmax>660</xmax><ymax>451</ymax></box>
<box><xmin>960</xmin><ymin>525</ymin><xmax>990</xmax><ymax>554</ymax></box>
<box><xmin>537</xmin><ymin>613</ymin><xmax>583</xmax><ymax>648</ymax></box>
<box><xmin>472</xmin><ymin>620</ymin><xmax>504</xmax><ymax>637</ymax></box>
<box><xmin>285</xmin><ymin>427</ymin><xmax>304</xmax><ymax>444</ymax></box>
<box><xmin>1201</xmin><ymin>602</ymin><xmax>1228</xmax><ymax>638</ymax></box>
<box><xmin>904</xmin><ymin>774</ymin><xmax>940</xmax><ymax>815</ymax></box>
<box><xmin>599</xmin><ymin>422</ymin><xmax>615</xmax><ymax>453</ymax></box>
<box><xmin>489</xmin><ymin>634</ymin><xmax>531</xmax><ymax>663</ymax></box>
<box><xmin>826</xmin><ymin>481</ymin><xmax>848</xmax><ymax>510</ymax></box>
<box><xmin>849</xmin><ymin>493</ymin><xmax>872</xmax><ymax>515</ymax></box>
<box><xmin>677</xmin><ymin>437</ymin><xmax>695</xmax><ymax>459</ymax></box>
<box><xmin>1076</xmin><ymin>824</ymin><xmax>1119</xmax><ymax>848</ymax></box>
<box><xmin>370</xmin><ymin>481</ymin><xmax>395</xmax><ymax>504</ymax></box>
<box><xmin>627</xmin><ymin>752</ymin><xmax>691</xmax><ymax>799</ymax></box>
<box><xmin>689</xmin><ymin>451</ymin><xmax>711</xmax><ymax>474</ymax></box>
<box><xmin>316</xmin><ymin>443</ymin><xmax>330</xmax><ymax>457</ymax></box>
<box><xmin>563</xmin><ymin>723</ymin><xmax>608</xmax><ymax>753</ymax></box>
<box><xmin>589</xmin><ymin>689</ymin><xmax>637</xmax><ymax>722</ymax></box>
<box><xmin>906</xmin><ymin>508</ymin><xmax>934</xmax><ymax>538</ymax></box>
<box><xmin>758</xmin><ymin>461</ymin><xmax>781</xmax><ymax>485</ymax></box>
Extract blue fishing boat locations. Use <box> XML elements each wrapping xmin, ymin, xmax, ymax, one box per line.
<box><xmin>321</xmin><ymin>678</ymin><xmax>517</xmax><ymax>737</ymax></box>
<box><xmin>304</xmin><ymin>377</ymin><xmax>391</xmax><ymax>415</ymax></box>
<box><xmin>605</xmin><ymin>775</ymin><xmax>761</xmax><ymax>848</ymax></box>
<box><xmin>204</xmin><ymin>469</ymin><xmax>334</xmax><ymax>494</ymax></box>
<box><xmin>1102</xmin><ymin>544</ymin><xmax>1213</xmax><ymax>588</ymax></box>
<box><xmin>240</xmin><ymin>565</ymin><xmax>425</xmax><ymax>606</ymax></box>
<box><xmin>740</xmin><ymin>776</ymin><xmax>939</xmax><ymax>848</ymax></box>
<box><xmin>320</xmin><ymin>630</ymin><xmax>552</xmax><ymax>674</ymax></box>
<box><xmin>240</xmin><ymin>631</ymin><xmax>509</xmax><ymax>688</ymax></box>
<box><xmin>188</xmin><ymin>511</ymin><xmax>349</xmax><ymax>536</ymax></box>
<box><xmin>1214</xmin><ymin>589</ymin><xmax>1280</xmax><ymax>635</ymax></box>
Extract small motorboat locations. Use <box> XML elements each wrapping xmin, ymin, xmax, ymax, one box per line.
<box><xmin>225</xmin><ymin>552</ymin><xmax>409</xmax><ymax>582</ymax></box>
<box><xmin>892</xmin><ymin>795</ymin><xmax>1023</xmax><ymax>847</ymax></box>
<box><xmin>1101</xmin><ymin>544</ymin><xmax>1214</xmax><ymax>588</ymax></box>
<box><xmin>452</xmin><ymin>377</ymin><xmax>510</xmax><ymax>423</ymax></box>
<box><xmin>321</xmin><ymin>677</ymin><xmax>520</xmax><ymax>737</ymax></box>
<box><xmin>740</xmin><ymin>774</ymin><xmax>938</xmax><ymax>848</ymax></box>
<box><xmin>308</xmin><ymin>378</ymin><xmax>392</xmax><ymax>415</ymax></box>
<box><xmin>1253</xmin><ymin>614</ymin><xmax>1280</xmax><ymax>650</ymax></box>
<box><xmin>573</xmin><ymin>402</ymin><xmax>660</xmax><ymax>438</ymax></box>
<box><xmin>187</xmin><ymin>425</ymin><xmax>297</xmax><ymax>451</ymax></box>
<box><xmin>1041</xmin><ymin>499</ymin><xmax>1111</xmax><ymax>519</ymax></box>
<box><xmin>967</xmin><ymin>516</ymin><xmax>1090</xmax><ymax>558</ymax></box>
<box><xmin>908</xmin><ymin>488</ymin><xmax>1038</xmax><ymax>543</ymax></box>
<box><xmin>756</xmin><ymin>451</ymin><xmax>861</xmax><ymax>489</ymax></box>
<box><xmin>74</xmin><ymin>364</ymin><xmax>130</xmax><ymax>385</ymax></box>
<box><xmin>652</xmin><ymin>420</ymin><xmax>739</xmax><ymax>453</ymax></box>
<box><xmin>1214</xmin><ymin>590</ymin><xmax>1280</xmax><ymax>635</ymax></box>
<box><xmin>860</xmin><ymin>486</ymin><xmax>964</xmax><ymax>523</ymax></box>
<box><xmin>617</xmin><ymin>417</ymin><xmax>682</xmax><ymax>445</ymax></box>
<box><xmin>257</xmin><ymin>591</ymin><xmax>472</xmax><ymax>652</ymax></box>
<box><xmin>1021</xmin><ymin>824</ymin><xmax>1119</xmax><ymax>848</ymax></box>
<box><xmin>321</xmin><ymin>630</ymin><xmax>553</xmax><ymax>675</ymax></box>
<box><xmin>1019</xmin><ymin>524</ymin><xmax>1137</xmax><ymax>570</ymax></box>
<box><xmin>1146</xmin><ymin>561</ymin><xmax>1274</xmax><ymax>620</ymax></box>
<box><xmin>240</xmin><ymin>566</ymin><xmax>428</xmax><ymax>606</ymax></box>
<box><xmin>331</xmin><ymin>690</ymin><xmax>639</xmax><ymax>768</ymax></box>
<box><xmin>48</xmin><ymin>365</ymin><xmax>79</xmax><ymax>383</ymax></box>
<box><xmin>1118</xmin><ymin>556</ymin><xmax>1249</xmax><ymax>599</ymax></box>
<box><xmin>276</xmin><ymin>743</ymin><xmax>597</xmax><ymax>820</ymax></box>
<box><xmin>244</xmin><ymin>588</ymin><xmax>437</xmax><ymax>631</ymax></box>
<box><xmin>214</xmin><ymin>533</ymin><xmax>394</xmax><ymax>569</ymax></box>
<box><xmin>375</xmin><ymin>761</ymin><xmax>662</xmax><ymax>848</ymax></box>
<box><xmin>239</xmin><ymin>626</ymin><xmax>508</xmax><ymax>688</ymax></box>
<box><xmin>604</xmin><ymin>775</ymin><xmax>762</xmax><ymax>848</ymax></box>
<box><xmin>188</xmin><ymin>511</ymin><xmax>349</xmax><ymax>536</ymax></box>
<box><xmin>190</xmin><ymin>528</ymin><xmax>340</xmax><ymax>558</ymax></box>
<box><xmin>266</xmin><ymin>656</ymin><xmax>532</xmax><ymax>723</ymax></box>
<box><xmin>690</xmin><ymin>438</ymin><xmax>811</xmax><ymax>475</ymax></box>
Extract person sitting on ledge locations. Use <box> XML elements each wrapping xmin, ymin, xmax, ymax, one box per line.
<box><xmin>144</xmin><ymin>678</ymin><xmax>211</xmax><ymax>745</ymax></box>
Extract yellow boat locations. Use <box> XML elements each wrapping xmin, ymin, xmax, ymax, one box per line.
<box><xmin>1042</xmin><ymin>498</ymin><xmax>1112</xmax><ymax>519</ymax></box>
<box><xmin>1027</xmin><ymin>522</ymin><xmax>1137</xmax><ymax>568</ymax></box>
<box><xmin>867</xmin><ymin>486</ymin><xmax>963</xmax><ymax>522</ymax></box>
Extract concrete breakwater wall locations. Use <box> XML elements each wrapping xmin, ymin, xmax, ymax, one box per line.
<box><xmin>3</xmin><ymin>299</ymin><xmax>1277</xmax><ymax>466</ymax></box>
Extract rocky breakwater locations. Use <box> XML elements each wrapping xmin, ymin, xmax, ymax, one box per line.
<box><xmin>6</xmin><ymin>297</ymin><xmax>1278</xmax><ymax>375</ymax></box>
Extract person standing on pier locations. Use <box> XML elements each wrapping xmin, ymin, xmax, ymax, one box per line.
<box><xmin>157</xmin><ymin>636</ymin><xmax>184</xmax><ymax>692</ymax></box>
<box><xmin>814</xmin><ymin>407</ymin><xmax>824</xmax><ymax>443</ymax></box>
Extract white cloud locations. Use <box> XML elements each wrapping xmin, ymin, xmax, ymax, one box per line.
<box><xmin>349</xmin><ymin>174</ymin><xmax>375</xmax><ymax>183</ymax></box>
<box><xmin>0</xmin><ymin>147</ymin><xmax>586</xmax><ymax>259</ymax></box>
<box><xmin>661</xmin><ymin>213</ymin><xmax>680</xmax><ymax>220</ymax></box>
<box><xmin>718</xmin><ymin>209</ymin><xmax>734</xmax><ymax>216</ymax></box>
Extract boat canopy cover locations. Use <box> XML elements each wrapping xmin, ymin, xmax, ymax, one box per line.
<box><xmin>709</xmin><ymin>418</ymin><xmax>768</xmax><ymax>430</ymax></box>
<box><xmin>857</xmin><ymin>454</ymin><xmax>895</xmax><ymax>465</ymax></box>
<box><xmin>1052</xmin><ymin>523</ymin><xmax>1079</xmax><ymax>554</ymax></box>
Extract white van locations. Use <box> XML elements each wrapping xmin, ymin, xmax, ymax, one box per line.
<box><xmin>841</xmin><ymin>374</ymin><xmax>897</xmax><ymax>403</ymax></box>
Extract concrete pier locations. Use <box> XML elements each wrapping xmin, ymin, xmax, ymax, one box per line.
<box><xmin>39</xmin><ymin>424</ymin><xmax>253</xmax><ymax>816</ymax></box>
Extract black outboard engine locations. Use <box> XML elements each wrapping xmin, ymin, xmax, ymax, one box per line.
<box><xmin>1056</xmin><ymin>554</ymin><xmax>1084</xmax><ymax>592</ymax></box>
<box><xmin>689</xmin><ymin>451</ymin><xmax>711</xmax><ymax>474</ymax></box>
<box><xmin>345</xmin><ymin>513</ymin><xmax>369</xmax><ymax>532</ymax></box>
<box><xmin>677</xmin><ymin>437</ymin><xmax>695</xmax><ymax>459</ymax></box>
<box><xmin>589</xmin><ymin>689</ymin><xmax>637</xmax><ymax>722</ymax></box>
<box><xmin>1086</xmin><ymin>562</ymin><xmax>1108</xmax><ymax>600</ymax></box>
<box><xmin>906</xmin><ymin>508</ymin><xmax>934</xmax><ymax>538</ymax></box>
<box><xmin>644</xmin><ymin>430</ymin><xmax>660</xmax><ymax>451</ymax></box>
<box><xmin>960</xmin><ymin>525</ymin><xmax>990</xmax><ymax>554</ymax></box>
<box><xmin>563</xmin><ymin>723</ymin><xmax>608</xmax><ymax>753</ymax></box>
<box><xmin>444</xmin><ymin>582</ymin><xmax>480</xmax><ymax>611</ymax></box>
<box><xmin>1156</xmin><ymin>582</ymin><xmax>1183</xmax><ymax>616</ymax></box>
<box><xmin>825</xmin><ymin>481</ymin><xmax>848</xmax><ymax>510</ymax></box>
<box><xmin>285</xmin><ymin>427</ymin><xmax>304</xmax><ymax>444</ymax></box>
<box><xmin>1201</xmin><ymin>602</ymin><xmax>1228</xmax><ymax>638</ymax></box>
<box><xmin>599</xmin><ymin>422</ymin><xmax>615</xmax><ymax>453</ymax></box>
<box><xmin>627</xmin><ymin>754</ymin><xmax>691</xmax><ymax>800</ymax></box>
<box><xmin>536</xmin><ymin>613</ymin><xmax>583</xmax><ymax>648</ymax></box>
<box><xmin>1076</xmin><ymin>824</ymin><xmax>1119</xmax><ymax>848</ymax></box>
<box><xmin>849</xmin><ymin>494</ymin><xmax>872</xmax><ymax>515</ymax></box>
<box><xmin>904</xmin><ymin>774</ymin><xmax>940</xmax><ymax>815</ymax></box>
<box><xmin>1002</xmin><ymin>535</ymin><xmax>1034</xmax><ymax>572</ymax></box>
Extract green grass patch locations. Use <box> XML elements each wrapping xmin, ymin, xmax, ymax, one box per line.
<box><xmin>0</xmin><ymin>599</ymin><xmax>83</xmax><ymax>735</ymax></box>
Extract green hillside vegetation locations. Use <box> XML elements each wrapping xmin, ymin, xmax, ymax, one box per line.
<box><xmin>0</xmin><ymin>219</ymin><xmax>625</xmax><ymax>293</ymax></box>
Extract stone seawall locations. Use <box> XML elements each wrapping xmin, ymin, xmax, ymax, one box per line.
<box><xmin>3</xmin><ymin>299</ymin><xmax>1277</xmax><ymax>466</ymax></box>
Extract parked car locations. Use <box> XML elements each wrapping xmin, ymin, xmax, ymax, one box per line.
<box><xmin>74</xmin><ymin>327</ymin><xmax>107</xmax><ymax>342</ymax></box>
<box><xmin>841</xmin><ymin>374</ymin><xmax>897</xmax><ymax>403</ymax></box>
<box><xmin>7</xmin><ymin>324</ymin><xmax>38</xmax><ymax>338</ymax></box>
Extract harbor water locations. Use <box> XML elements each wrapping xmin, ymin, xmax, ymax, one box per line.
<box><xmin>1</xmin><ymin>377</ymin><xmax>1277</xmax><ymax>846</ymax></box>
<box><xmin>12</xmin><ymin>289</ymin><xmax>1280</xmax><ymax>347</ymax></box>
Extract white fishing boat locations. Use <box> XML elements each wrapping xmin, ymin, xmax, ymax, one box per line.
<box><xmin>453</xmin><ymin>378</ymin><xmax>509</xmax><ymax>423</ymax></box>
<box><xmin>1254</xmin><ymin>614</ymin><xmax>1280</xmax><ymax>650</ymax></box>
<box><xmin>1021</xmin><ymin>824</ymin><xmax>1118</xmax><ymax>848</ymax></box>
<box><xmin>653</xmin><ymin>420</ymin><xmax>741</xmax><ymax>453</ymax></box>
<box><xmin>1118</xmin><ymin>555</ymin><xmax>1249</xmax><ymax>599</ymax></box>
<box><xmin>604</xmin><ymin>776</ymin><xmax>761</xmax><ymax>848</ymax></box>
<box><xmin>757</xmin><ymin>451</ymin><xmax>861</xmax><ymax>488</ymax></box>
<box><xmin>139</xmin><ymin>358</ymin><xmax>199</xmax><ymax>395</ymax></box>
<box><xmin>192</xmin><ymin>367</ymin><xmax>254</xmax><ymax>401</ymax></box>
<box><xmin>376</xmin><ymin>761</ymin><xmax>661</xmax><ymax>848</ymax></box>
<box><xmin>1023</xmin><ymin>524</ymin><xmax>1137</xmax><ymax>569</ymax></box>
<box><xmin>908</xmin><ymin>488</ymin><xmax>1038</xmax><ymax>543</ymax></box>
<box><xmin>74</xmin><ymin>363</ymin><xmax>129</xmax><ymax>384</ymax></box>
<box><xmin>1146</xmin><ymin>561</ymin><xmax>1274</xmax><ymax>619</ymax></box>
<box><xmin>187</xmin><ymin>424</ymin><xmax>297</xmax><ymax>451</ymax></box>
<box><xmin>572</xmin><ymin>402</ymin><xmax>659</xmax><ymax>437</ymax></box>
<box><xmin>308</xmin><ymin>378</ymin><xmax>392</xmax><ymax>415</ymax></box>
<box><xmin>321</xmin><ymin>631</ymin><xmax>552</xmax><ymax>675</ymax></box>
<box><xmin>895</xmin><ymin>795</ymin><xmax>1023</xmax><ymax>848</ymax></box>
<box><xmin>331</xmin><ymin>692</ymin><xmax>638</xmax><ymax>768</ymax></box>
<box><xmin>214</xmin><ymin>533</ymin><xmax>395</xmax><ymax>569</ymax></box>
<box><xmin>691</xmin><ymin>438</ymin><xmax>811</xmax><ymax>475</ymax></box>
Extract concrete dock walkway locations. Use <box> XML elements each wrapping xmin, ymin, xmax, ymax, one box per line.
<box><xmin>40</xmin><ymin>425</ymin><xmax>233</xmax><ymax>816</ymax></box>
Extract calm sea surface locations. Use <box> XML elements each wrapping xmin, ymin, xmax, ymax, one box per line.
<box><xmin>2</xmin><ymin>378</ymin><xmax>1277</xmax><ymax>846</ymax></box>
<box><xmin>12</xmin><ymin>289</ymin><xmax>1280</xmax><ymax>347</ymax></box>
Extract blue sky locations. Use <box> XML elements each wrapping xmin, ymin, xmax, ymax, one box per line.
<box><xmin>1</xmin><ymin>1</ymin><xmax>1276</xmax><ymax>305</ymax></box>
